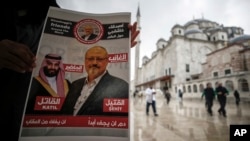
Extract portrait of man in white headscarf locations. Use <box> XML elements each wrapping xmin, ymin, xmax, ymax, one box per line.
<box><xmin>25</xmin><ymin>54</ymin><xmax>71</xmax><ymax>114</ymax></box>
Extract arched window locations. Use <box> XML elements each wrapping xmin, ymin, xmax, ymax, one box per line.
<box><xmin>225</xmin><ymin>80</ymin><xmax>234</xmax><ymax>92</ymax></box>
<box><xmin>183</xmin><ymin>86</ymin><xmax>186</xmax><ymax>93</ymax></box>
<box><xmin>179</xmin><ymin>30</ymin><xmax>181</xmax><ymax>34</ymax></box>
<box><xmin>193</xmin><ymin>84</ymin><xmax>197</xmax><ymax>93</ymax></box>
<box><xmin>238</xmin><ymin>79</ymin><xmax>249</xmax><ymax>92</ymax></box>
<box><xmin>188</xmin><ymin>85</ymin><xmax>191</xmax><ymax>93</ymax></box>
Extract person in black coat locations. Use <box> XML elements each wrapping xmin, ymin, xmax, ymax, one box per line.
<box><xmin>202</xmin><ymin>82</ymin><xmax>216</xmax><ymax>116</ymax></box>
<box><xmin>163</xmin><ymin>86</ymin><xmax>171</xmax><ymax>104</ymax></box>
<box><xmin>0</xmin><ymin>1</ymin><xmax>59</xmax><ymax>140</ymax></box>
<box><xmin>215</xmin><ymin>83</ymin><xmax>229</xmax><ymax>117</ymax></box>
<box><xmin>234</xmin><ymin>90</ymin><xmax>240</xmax><ymax>106</ymax></box>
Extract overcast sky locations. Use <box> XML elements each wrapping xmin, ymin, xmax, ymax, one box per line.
<box><xmin>56</xmin><ymin>0</ymin><xmax>250</xmax><ymax>80</ymax></box>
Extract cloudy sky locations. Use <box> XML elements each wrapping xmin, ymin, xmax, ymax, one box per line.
<box><xmin>56</xmin><ymin>0</ymin><xmax>250</xmax><ymax>80</ymax></box>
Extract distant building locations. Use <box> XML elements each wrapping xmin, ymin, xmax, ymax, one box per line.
<box><xmin>134</xmin><ymin>17</ymin><xmax>250</xmax><ymax>99</ymax></box>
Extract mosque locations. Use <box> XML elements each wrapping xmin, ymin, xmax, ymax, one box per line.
<box><xmin>132</xmin><ymin>6</ymin><xmax>250</xmax><ymax>99</ymax></box>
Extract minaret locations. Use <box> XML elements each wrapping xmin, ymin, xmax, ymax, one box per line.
<box><xmin>134</xmin><ymin>4</ymin><xmax>141</xmax><ymax>87</ymax></box>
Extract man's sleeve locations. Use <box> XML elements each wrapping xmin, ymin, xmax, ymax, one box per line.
<box><xmin>201</xmin><ymin>90</ymin><xmax>205</xmax><ymax>97</ymax></box>
<box><xmin>225</xmin><ymin>88</ymin><xmax>229</xmax><ymax>95</ymax></box>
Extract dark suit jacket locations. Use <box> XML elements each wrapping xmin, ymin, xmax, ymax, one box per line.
<box><xmin>61</xmin><ymin>72</ymin><xmax>128</xmax><ymax>116</ymax></box>
<box><xmin>203</xmin><ymin>87</ymin><xmax>215</xmax><ymax>100</ymax></box>
<box><xmin>81</xmin><ymin>33</ymin><xmax>97</xmax><ymax>40</ymax></box>
<box><xmin>216</xmin><ymin>86</ymin><xmax>228</xmax><ymax>101</ymax></box>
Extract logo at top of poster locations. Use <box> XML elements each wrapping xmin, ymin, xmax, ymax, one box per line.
<box><xmin>74</xmin><ymin>19</ymin><xmax>103</xmax><ymax>44</ymax></box>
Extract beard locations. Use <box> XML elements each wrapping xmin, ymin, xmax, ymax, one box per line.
<box><xmin>87</xmin><ymin>65</ymin><xmax>100</xmax><ymax>78</ymax></box>
<box><xmin>43</xmin><ymin>67</ymin><xmax>59</xmax><ymax>77</ymax></box>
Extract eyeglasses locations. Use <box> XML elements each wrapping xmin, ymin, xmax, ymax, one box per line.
<box><xmin>85</xmin><ymin>57</ymin><xmax>107</xmax><ymax>62</ymax></box>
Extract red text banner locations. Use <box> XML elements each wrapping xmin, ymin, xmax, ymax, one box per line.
<box><xmin>34</xmin><ymin>96</ymin><xmax>65</xmax><ymax>111</ymax></box>
<box><xmin>63</xmin><ymin>64</ymin><xmax>84</xmax><ymax>73</ymax></box>
<box><xmin>103</xmin><ymin>98</ymin><xmax>128</xmax><ymax>113</ymax></box>
<box><xmin>23</xmin><ymin>116</ymin><xmax>128</xmax><ymax>128</ymax></box>
<box><xmin>108</xmin><ymin>53</ymin><xmax>128</xmax><ymax>63</ymax></box>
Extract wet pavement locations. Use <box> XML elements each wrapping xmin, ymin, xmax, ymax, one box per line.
<box><xmin>130</xmin><ymin>93</ymin><xmax>250</xmax><ymax>141</ymax></box>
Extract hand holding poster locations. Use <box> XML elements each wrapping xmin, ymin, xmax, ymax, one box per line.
<box><xmin>20</xmin><ymin>6</ymin><xmax>130</xmax><ymax>141</ymax></box>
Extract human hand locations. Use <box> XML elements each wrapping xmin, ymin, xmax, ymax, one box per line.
<box><xmin>0</xmin><ymin>39</ymin><xmax>36</xmax><ymax>73</ymax></box>
<box><xmin>128</xmin><ymin>22</ymin><xmax>140</xmax><ymax>48</ymax></box>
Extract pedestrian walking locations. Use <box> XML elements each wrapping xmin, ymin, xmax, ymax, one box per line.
<box><xmin>202</xmin><ymin>83</ymin><xmax>216</xmax><ymax>116</ymax></box>
<box><xmin>145</xmin><ymin>86</ymin><xmax>158</xmax><ymax>116</ymax></box>
<box><xmin>133</xmin><ymin>89</ymin><xmax>138</xmax><ymax>98</ymax></box>
<box><xmin>178</xmin><ymin>89</ymin><xmax>183</xmax><ymax>101</ymax></box>
<box><xmin>163</xmin><ymin>86</ymin><xmax>171</xmax><ymax>104</ymax></box>
<box><xmin>234</xmin><ymin>90</ymin><xmax>240</xmax><ymax>106</ymax></box>
<box><xmin>215</xmin><ymin>83</ymin><xmax>229</xmax><ymax>117</ymax></box>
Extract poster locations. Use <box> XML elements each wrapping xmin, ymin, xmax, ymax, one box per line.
<box><xmin>19</xmin><ymin>6</ymin><xmax>130</xmax><ymax>141</ymax></box>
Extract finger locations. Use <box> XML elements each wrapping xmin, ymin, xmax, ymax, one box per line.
<box><xmin>131</xmin><ymin>41</ymin><xmax>138</xmax><ymax>48</ymax></box>
<box><xmin>131</xmin><ymin>30</ymin><xmax>140</xmax><ymax>48</ymax></box>
<box><xmin>9</xmin><ymin>40</ymin><xmax>35</xmax><ymax>60</ymax></box>
<box><xmin>128</xmin><ymin>22</ymin><xmax>135</xmax><ymax>29</ymax></box>
<box><xmin>9</xmin><ymin>54</ymin><xmax>35</xmax><ymax>72</ymax></box>
<box><xmin>130</xmin><ymin>22</ymin><xmax>140</xmax><ymax>48</ymax></box>
<box><xmin>7</xmin><ymin>40</ymin><xmax>35</xmax><ymax>68</ymax></box>
<box><xmin>131</xmin><ymin>30</ymin><xmax>140</xmax><ymax>41</ymax></box>
<box><xmin>0</xmin><ymin>40</ymin><xmax>36</xmax><ymax>72</ymax></box>
<box><xmin>128</xmin><ymin>22</ymin><xmax>137</xmax><ymax>33</ymax></box>
<box><xmin>132</xmin><ymin>22</ymin><xmax>137</xmax><ymax>32</ymax></box>
<box><xmin>128</xmin><ymin>24</ymin><xmax>132</xmax><ymax>30</ymax></box>
<box><xmin>0</xmin><ymin>53</ymin><xmax>28</xmax><ymax>73</ymax></box>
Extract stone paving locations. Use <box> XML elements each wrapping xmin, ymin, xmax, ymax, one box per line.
<box><xmin>130</xmin><ymin>93</ymin><xmax>250</xmax><ymax>141</ymax></box>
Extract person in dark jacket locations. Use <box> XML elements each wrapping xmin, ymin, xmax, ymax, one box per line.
<box><xmin>178</xmin><ymin>89</ymin><xmax>183</xmax><ymax>101</ymax></box>
<box><xmin>163</xmin><ymin>86</ymin><xmax>171</xmax><ymax>105</ymax></box>
<box><xmin>202</xmin><ymin>82</ymin><xmax>216</xmax><ymax>116</ymax></box>
<box><xmin>234</xmin><ymin>90</ymin><xmax>240</xmax><ymax>106</ymax></box>
<box><xmin>215</xmin><ymin>83</ymin><xmax>229</xmax><ymax>117</ymax></box>
<box><xmin>0</xmin><ymin>1</ymin><xmax>59</xmax><ymax>140</ymax></box>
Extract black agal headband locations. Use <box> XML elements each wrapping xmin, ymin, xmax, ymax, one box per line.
<box><xmin>45</xmin><ymin>54</ymin><xmax>62</xmax><ymax>60</ymax></box>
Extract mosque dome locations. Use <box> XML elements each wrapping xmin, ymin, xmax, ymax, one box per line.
<box><xmin>184</xmin><ymin>29</ymin><xmax>203</xmax><ymax>36</ymax></box>
<box><xmin>229</xmin><ymin>35</ymin><xmax>250</xmax><ymax>44</ymax></box>
<box><xmin>184</xmin><ymin>18</ymin><xmax>216</xmax><ymax>27</ymax></box>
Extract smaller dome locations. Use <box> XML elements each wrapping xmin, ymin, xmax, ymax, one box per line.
<box><xmin>184</xmin><ymin>18</ymin><xmax>214</xmax><ymax>27</ymax></box>
<box><xmin>229</xmin><ymin>35</ymin><xmax>250</xmax><ymax>44</ymax></box>
<box><xmin>184</xmin><ymin>20</ymin><xmax>198</xmax><ymax>27</ymax></box>
<box><xmin>184</xmin><ymin>29</ymin><xmax>203</xmax><ymax>36</ymax></box>
<box><xmin>172</xmin><ymin>24</ymin><xmax>183</xmax><ymax>28</ymax></box>
<box><xmin>157</xmin><ymin>38</ymin><xmax>167</xmax><ymax>42</ymax></box>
